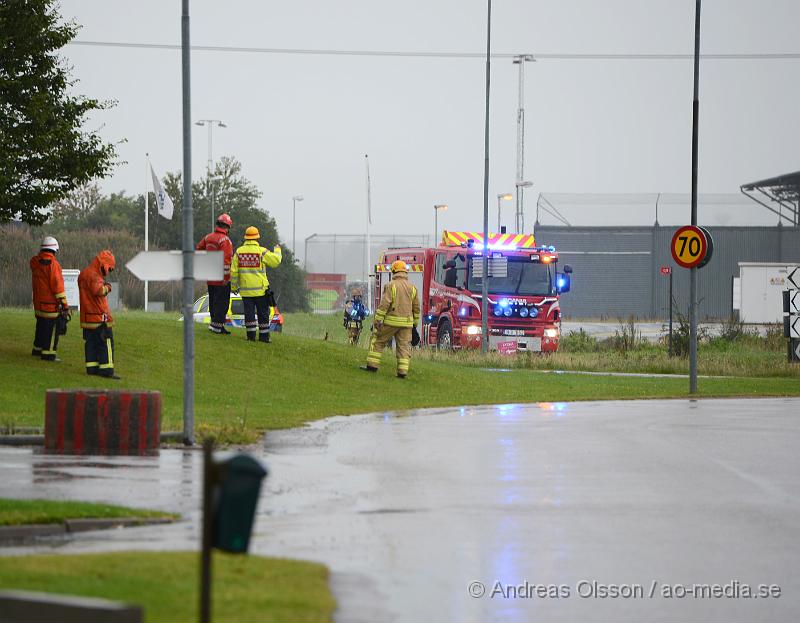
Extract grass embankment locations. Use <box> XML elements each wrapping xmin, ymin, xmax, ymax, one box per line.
<box><xmin>1</xmin><ymin>309</ymin><xmax>797</xmax><ymax>435</ymax></box>
<box><xmin>0</xmin><ymin>498</ymin><xmax>174</xmax><ymax>526</ymax></box>
<box><xmin>0</xmin><ymin>551</ymin><xmax>335</xmax><ymax>623</ymax></box>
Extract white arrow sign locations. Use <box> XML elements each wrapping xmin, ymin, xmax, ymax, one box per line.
<box><xmin>788</xmin><ymin>266</ymin><xmax>800</xmax><ymax>289</ymax></box>
<box><xmin>793</xmin><ymin>339</ymin><xmax>800</xmax><ymax>362</ymax></box>
<box><xmin>791</xmin><ymin>290</ymin><xmax>800</xmax><ymax>314</ymax></box>
<box><xmin>791</xmin><ymin>316</ymin><xmax>800</xmax><ymax>339</ymax></box>
<box><xmin>126</xmin><ymin>251</ymin><xmax>223</xmax><ymax>281</ymax></box>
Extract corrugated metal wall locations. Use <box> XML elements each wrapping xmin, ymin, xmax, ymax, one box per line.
<box><xmin>536</xmin><ymin>226</ymin><xmax>800</xmax><ymax>320</ymax></box>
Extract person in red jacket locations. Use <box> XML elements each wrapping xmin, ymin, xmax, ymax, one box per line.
<box><xmin>78</xmin><ymin>250</ymin><xmax>119</xmax><ymax>379</ymax></box>
<box><xmin>196</xmin><ymin>213</ymin><xmax>234</xmax><ymax>334</ymax></box>
<box><xmin>30</xmin><ymin>236</ymin><xmax>69</xmax><ymax>361</ymax></box>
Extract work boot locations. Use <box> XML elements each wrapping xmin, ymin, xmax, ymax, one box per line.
<box><xmin>259</xmin><ymin>333</ymin><xmax>270</xmax><ymax>343</ymax></box>
<box><xmin>360</xmin><ymin>365</ymin><xmax>378</xmax><ymax>373</ymax></box>
<box><xmin>41</xmin><ymin>355</ymin><xmax>61</xmax><ymax>362</ymax></box>
<box><xmin>31</xmin><ymin>349</ymin><xmax>41</xmax><ymax>357</ymax></box>
<box><xmin>247</xmin><ymin>334</ymin><xmax>256</xmax><ymax>342</ymax></box>
<box><xmin>396</xmin><ymin>372</ymin><xmax>407</xmax><ymax>379</ymax></box>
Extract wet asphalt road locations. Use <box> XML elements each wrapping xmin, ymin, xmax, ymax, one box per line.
<box><xmin>1</xmin><ymin>398</ymin><xmax>799</xmax><ymax>622</ymax></box>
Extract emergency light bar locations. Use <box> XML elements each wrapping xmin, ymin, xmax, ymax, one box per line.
<box><xmin>441</xmin><ymin>230</ymin><xmax>537</xmax><ymax>249</ymax></box>
<box><xmin>374</xmin><ymin>263</ymin><xmax>424</xmax><ymax>273</ymax></box>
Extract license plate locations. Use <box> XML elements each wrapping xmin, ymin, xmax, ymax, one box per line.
<box><xmin>503</xmin><ymin>329</ymin><xmax>525</xmax><ymax>336</ymax></box>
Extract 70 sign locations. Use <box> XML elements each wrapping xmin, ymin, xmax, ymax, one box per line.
<box><xmin>671</xmin><ymin>225</ymin><xmax>714</xmax><ymax>269</ymax></box>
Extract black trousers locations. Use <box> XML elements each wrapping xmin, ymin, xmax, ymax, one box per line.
<box><xmin>33</xmin><ymin>317</ymin><xmax>59</xmax><ymax>360</ymax></box>
<box><xmin>83</xmin><ymin>326</ymin><xmax>115</xmax><ymax>376</ymax></box>
<box><xmin>207</xmin><ymin>283</ymin><xmax>231</xmax><ymax>332</ymax></box>
<box><xmin>242</xmin><ymin>295</ymin><xmax>270</xmax><ymax>342</ymax></box>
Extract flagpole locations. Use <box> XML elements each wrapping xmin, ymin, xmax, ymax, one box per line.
<box><xmin>144</xmin><ymin>153</ymin><xmax>149</xmax><ymax>312</ymax></box>
<box><xmin>364</xmin><ymin>154</ymin><xmax>372</xmax><ymax>302</ymax></box>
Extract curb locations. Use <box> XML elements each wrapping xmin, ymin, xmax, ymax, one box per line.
<box><xmin>0</xmin><ymin>516</ymin><xmax>175</xmax><ymax>545</ymax></box>
<box><xmin>0</xmin><ymin>432</ymin><xmax>184</xmax><ymax>447</ymax></box>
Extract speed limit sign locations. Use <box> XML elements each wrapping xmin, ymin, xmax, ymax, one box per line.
<box><xmin>671</xmin><ymin>226</ymin><xmax>710</xmax><ymax>269</ymax></box>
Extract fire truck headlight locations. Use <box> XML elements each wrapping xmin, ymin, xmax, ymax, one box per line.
<box><xmin>519</xmin><ymin>307</ymin><xmax>529</xmax><ymax>318</ymax></box>
<box><xmin>503</xmin><ymin>308</ymin><xmax>513</xmax><ymax>317</ymax></box>
<box><xmin>466</xmin><ymin>325</ymin><xmax>482</xmax><ymax>335</ymax></box>
<box><xmin>544</xmin><ymin>328</ymin><xmax>559</xmax><ymax>338</ymax></box>
<box><xmin>493</xmin><ymin>306</ymin><xmax>503</xmax><ymax>317</ymax></box>
<box><xmin>529</xmin><ymin>306</ymin><xmax>539</xmax><ymax>318</ymax></box>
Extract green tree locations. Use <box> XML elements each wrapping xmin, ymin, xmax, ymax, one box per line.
<box><xmin>0</xmin><ymin>0</ymin><xmax>117</xmax><ymax>225</ymax></box>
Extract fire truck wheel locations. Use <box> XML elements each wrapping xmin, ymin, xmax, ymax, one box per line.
<box><xmin>437</xmin><ymin>319</ymin><xmax>453</xmax><ymax>350</ymax></box>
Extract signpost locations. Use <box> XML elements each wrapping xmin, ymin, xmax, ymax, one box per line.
<box><xmin>126</xmin><ymin>251</ymin><xmax>223</xmax><ymax>282</ymax></box>
<box><xmin>661</xmin><ymin>266</ymin><xmax>673</xmax><ymax>356</ymax></box>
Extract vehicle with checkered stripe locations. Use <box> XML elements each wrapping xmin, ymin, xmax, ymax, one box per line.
<box><xmin>373</xmin><ymin>231</ymin><xmax>572</xmax><ymax>352</ymax></box>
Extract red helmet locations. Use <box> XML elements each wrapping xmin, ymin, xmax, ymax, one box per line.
<box><xmin>217</xmin><ymin>213</ymin><xmax>232</xmax><ymax>227</ymax></box>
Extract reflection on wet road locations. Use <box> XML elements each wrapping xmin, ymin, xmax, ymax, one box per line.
<box><xmin>2</xmin><ymin>398</ymin><xmax>799</xmax><ymax>622</ymax></box>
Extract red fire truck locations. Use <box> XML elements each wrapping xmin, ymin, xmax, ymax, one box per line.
<box><xmin>373</xmin><ymin>231</ymin><xmax>572</xmax><ymax>352</ymax></box>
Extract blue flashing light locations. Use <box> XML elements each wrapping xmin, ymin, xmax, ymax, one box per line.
<box><xmin>529</xmin><ymin>306</ymin><xmax>539</xmax><ymax>318</ymax></box>
<box><xmin>499</xmin><ymin>299</ymin><xmax>510</xmax><ymax>308</ymax></box>
<box><xmin>519</xmin><ymin>307</ymin><xmax>529</xmax><ymax>318</ymax></box>
<box><xmin>493</xmin><ymin>306</ymin><xmax>503</xmax><ymax>317</ymax></box>
<box><xmin>548</xmin><ymin>245</ymin><xmax>556</xmax><ymax>252</ymax></box>
<box><xmin>557</xmin><ymin>278</ymin><xmax>566</xmax><ymax>289</ymax></box>
<box><xmin>460</xmin><ymin>307</ymin><xmax>467</xmax><ymax>317</ymax></box>
<box><xmin>503</xmin><ymin>308</ymin><xmax>513</xmax><ymax>318</ymax></box>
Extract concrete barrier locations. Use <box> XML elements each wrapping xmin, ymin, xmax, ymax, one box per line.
<box><xmin>0</xmin><ymin>590</ymin><xmax>142</xmax><ymax>623</ymax></box>
<box><xmin>44</xmin><ymin>389</ymin><xmax>161</xmax><ymax>456</ymax></box>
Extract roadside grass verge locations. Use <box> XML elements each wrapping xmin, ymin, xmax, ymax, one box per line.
<box><xmin>0</xmin><ymin>498</ymin><xmax>175</xmax><ymax>526</ymax></box>
<box><xmin>0</xmin><ymin>551</ymin><xmax>334</xmax><ymax>623</ymax></box>
<box><xmin>1</xmin><ymin>309</ymin><xmax>797</xmax><ymax>433</ymax></box>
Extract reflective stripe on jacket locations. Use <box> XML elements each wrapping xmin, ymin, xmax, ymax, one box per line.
<box><xmin>78</xmin><ymin>255</ymin><xmax>113</xmax><ymax>328</ymax></box>
<box><xmin>230</xmin><ymin>240</ymin><xmax>282</xmax><ymax>297</ymax></box>
<box><xmin>374</xmin><ymin>273</ymin><xmax>420</xmax><ymax>328</ymax></box>
<box><xmin>196</xmin><ymin>227</ymin><xmax>233</xmax><ymax>285</ymax></box>
<box><xmin>30</xmin><ymin>251</ymin><xmax>67</xmax><ymax>318</ymax></box>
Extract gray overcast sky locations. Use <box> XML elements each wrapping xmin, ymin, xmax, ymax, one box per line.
<box><xmin>60</xmin><ymin>0</ymin><xmax>799</xmax><ymax>245</ymax></box>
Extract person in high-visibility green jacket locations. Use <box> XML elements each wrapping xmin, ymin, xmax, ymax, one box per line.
<box><xmin>230</xmin><ymin>226</ymin><xmax>282</xmax><ymax>342</ymax></box>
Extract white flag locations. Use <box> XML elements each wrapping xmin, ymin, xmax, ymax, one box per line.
<box><xmin>150</xmin><ymin>164</ymin><xmax>174</xmax><ymax>220</ymax></box>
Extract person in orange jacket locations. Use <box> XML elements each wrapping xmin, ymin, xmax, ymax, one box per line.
<box><xmin>30</xmin><ymin>236</ymin><xmax>70</xmax><ymax>361</ymax></box>
<box><xmin>78</xmin><ymin>250</ymin><xmax>119</xmax><ymax>379</ymax></box>
<box><xmin>196</xmin><ymin>213</ymin><xmax>234</xmax><ymax>334</ymax></box>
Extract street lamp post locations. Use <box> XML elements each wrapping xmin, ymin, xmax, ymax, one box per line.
<box><xmin>194</xmin><ymin>119</ymin><xmax>226</xmax><ymax>230</ymax></box>
<box><xmin>292</xmin><ymin>195</ymin><xmax>304</xmax><ymax>258</ymax></box>
<box><xmin>434</xmin><ymin>204</ymin><xmax>448</xmax><ymax>245</ymax></box>
<box><xmin>496</xmin><ymin>194</ymin><xmax>512</xmax><ymax>231</ymax></box>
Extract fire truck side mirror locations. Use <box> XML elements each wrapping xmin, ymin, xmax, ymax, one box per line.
<box><xmin>556</xmin><ymin>273</ymin><xmax>571</xmax><ymax>293</ymax></box>
<box><xmin>563</xmin><ymin>264</ymin><xmax>573</xmax><ymax>274</ymax></box>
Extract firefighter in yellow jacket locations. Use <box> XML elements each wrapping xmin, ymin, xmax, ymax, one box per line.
<box><xmin>230</xmin><ymin>226</ymin><xmax>281</xmax><ymax>343</ymax></box>
<box><xmin>362</xmin><ymin>260</ymin><xmax>420</xmax><ymax>378</ymax></box>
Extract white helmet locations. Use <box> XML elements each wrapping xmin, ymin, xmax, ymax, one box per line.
<box><xmin>41</xmin><ymin>236</ymin><xmax>59</xmax><ymax>253</ymax></box>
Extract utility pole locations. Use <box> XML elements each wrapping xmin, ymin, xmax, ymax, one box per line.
<box><xmin>481</xmin><ymin>0</ymin><xmax>492</xmax><ymax>353</ymax></box>
<box><xmin>181</xmin><ymin>0</ymin><xmax>195</xmax><ymax>445</ymax></box>
<box><xmin>689</xmin><ymin>0</ymin><xmax>701</xmax><ymax>394</ymax></box>
<box><xmin>513</xmin><ymin>55</ymin><xmax>534</xmax><ymax>233</ymax></box>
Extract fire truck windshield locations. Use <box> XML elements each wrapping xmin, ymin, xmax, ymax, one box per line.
<box><xmin>468</xmin><ymin>259</ymin><xmax>554</xmax><ymax>296</ymax></box>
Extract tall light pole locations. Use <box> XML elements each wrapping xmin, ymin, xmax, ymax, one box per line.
<box><xmin>292</xmin><ymin>195</ymin><xmax>304</xmax><ymax>258</ymax></box>
<box><xmin>513</xmin><ymin>54</ymin><xmax>534</xmax><ymax>233</ymax></box>
<box><xmin>689</xmin><ymin>0</ymin><xmax>702</xmax><ymax>394</ymax></box>
<box><xmin>434</xmin><ymin>204</ymin><xmax>448</xmax><ymax>245</ymax></box>
<box><xmin>496</xmin><ymin>193</ymin><xmax>512</xmax><ymax>231</ymax></box>
<box><xmin>515</xmin><ymin>180</ymin><xmax>533</xmax><ymax>232</ymax></box>
<box><xmin>481</xmin><ymin>0</ymin><xmax>492</xmax><ymax>353</ymax></box>
<box><xmin>195</xmin><ymin>119</ymin><xmax>226</xmax><ymax>231</ymax></box>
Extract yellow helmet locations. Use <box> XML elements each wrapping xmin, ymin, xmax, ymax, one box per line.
<box><xmin>390</xmin><ymin>260</ymin><xmax>408</xmax><ymax>274</ymax></box>
<box><xmin>244</xmin><ymin>226</ymin><xmax>260</xmax><ymax>240</ymax></box>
